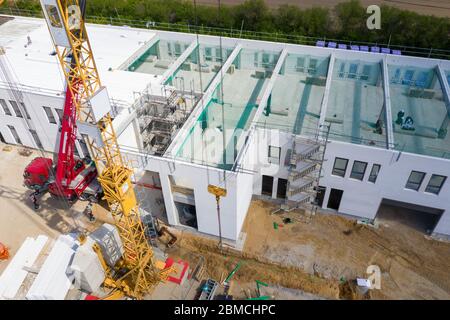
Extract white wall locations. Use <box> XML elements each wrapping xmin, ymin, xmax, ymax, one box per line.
<box><xmin>320</xmin><ymin>141</ymin><xmax>450</xmax><ymax>236</ymax></box>
<box><xmin>0</xmin><ymin>88</ymin><xmax>63</xmax><ymax>152</ymax></box>
<box><xmin>122</xmin><ymin>150</ymin><xmax>252</xmax><ymax>242</ymax></box>
<box><xmin>240</xmin><ymin>125</ymin><xmax>450</xmax><ymax>237</ymax></box>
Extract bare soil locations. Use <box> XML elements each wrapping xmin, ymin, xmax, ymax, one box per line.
<box><xmin>241</xmin><ymin>200</ymin><xmax>450</xmax><ymax>299</ymax></box>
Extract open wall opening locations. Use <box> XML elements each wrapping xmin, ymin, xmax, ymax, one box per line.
<box><xmin>327</xmin><ymin>188</ymin><xmax>343</xmax><ymax>210</ymax></box>
<box><xmin>261</xmin><ymin>175</ymin><xmax>274</xmax><ymax>197</ymax></box>
<box><xmin>376</xmin><ymin>199</ymin><xmax>444</xmax><ymax>234</ymax></box>
<box><xmin>168</xmin><ymin>175</ymin><xmax>198</xmax><ymax>229</ymax></box>
<box><xmin>134</xmin><ymin>170</ymin><xmax>168</xmax><ymax>224</ymax></box>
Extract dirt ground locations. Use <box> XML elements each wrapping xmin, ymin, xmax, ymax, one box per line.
<box><xmin>161</xmin><ymin>198</ymin><xmax>450</xmax><ymax>299</ymax></box>
<box><xmin>239</xmin><ymin>200</ymin><xmax>450</xmax><ymax>299</ymax></box>
<box><xmin>193</xmin><ymin>0</ymin><xmax>450</xmax><ymax>18</ymax></box>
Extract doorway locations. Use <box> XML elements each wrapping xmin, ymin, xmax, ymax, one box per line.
<box><xmin>277</xmin><ymin>178</ymin><xmax>288</xmax><ymax>199</ymax></box>
<box><xmin>315</xmin><ymin>186</ymin><xmax>326</xmax><ymax>207</ymax></box>
<box><xmin>262</xmin><ymin>175</ymin><xmax>274</xmax><ymax>197</ymax></box>
<box><xmin>376</xmin><ymin>199</ymin><xmax>443</xmax><ymax>235</ymax></box>
<box><xmin>327</xmin><ymin>188</ymin><xmax>343</xmax><ymax>210</ymax></box>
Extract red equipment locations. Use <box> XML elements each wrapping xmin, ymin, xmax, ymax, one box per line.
<box><xmin>23</xmin><ymin>86</ymin><xmax>99</xmax><ymax>202</ymax></box>
<box><xmin>0</xmin><ymin>242</ymin><xmax>9</xmax><ymax>260</ymax></box>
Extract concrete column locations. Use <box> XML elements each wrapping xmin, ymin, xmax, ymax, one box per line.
<box><xmin>159</xmin><ymin>173</ymin><xmax>179</xmax><ymax>226</ymax></box>
<box><xmin>255</xmin><ymin>48</ymin><xmax>288</xmax><ymax>120</ymax></box>
<box><xmin>318</xmin><ymin>54</ymin><xmax>335</xmax><ymax>138</ymax></box>
<box><xmin>272</xmin><ymin>177</ymin><xmax>278</xmax><ymax>199</ymax></box>
<box><xmin>160</xmin><ymin>40</ymin><xmax>198</xmax><ymax>85</ymax></box>
<box><xmin>382</xmin><ymin>57</ymin><xmax>395</xmax><ymax>149</ymax></box>
<box><xmin>437</xmin><ymin>65</ymin><xmax>450</xmax><ymax>137</ymax></box>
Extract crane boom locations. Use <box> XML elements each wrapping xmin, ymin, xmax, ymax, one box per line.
<box><xmin>40</xmin><ymin>0</ymin><xmax>170</xmax><ymax>298</ymax></box>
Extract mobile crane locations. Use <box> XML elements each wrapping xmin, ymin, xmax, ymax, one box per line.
<box><xmin>23</xmin><ymin>1</ymin><xmax>98</xmax><ymax>202</ymax></box>
<box><xmin>35</xmin><ymin>0</ymin><xmax>171</xmax><ymax>298</ymax></box>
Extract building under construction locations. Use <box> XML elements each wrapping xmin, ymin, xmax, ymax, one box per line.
<box><xmin>1</xmin><ymin>13</ymin><xmax>450</xmax><ymax>248</ymax></box>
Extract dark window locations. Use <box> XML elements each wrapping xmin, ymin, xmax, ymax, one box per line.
<box><xmin>425</xmin><ymin>175</ymin><xmax>446</xmax><ymax>195</ymax></box>
<box><xmin>55</xmin><ymin>108</ymin><xmax>64</xmax><ymax>123</ymax></box>
<box><xmin>350</xmin><ymin>161</ymin><xmax>368</xmax><ymax>181</ymax></box>
<box><xmin>368</xmin><ymin>164</ymin><xmax>381</xmax><ymax>183</ymax></box>
<box><xmin>0</xmin><ymin>99</ymin><xmax>12</xmax><ymax>116</ymax></box>
<box><xmin>43</xmin><ymin>106</ymin><xmax>56</xmax><ymax>124</ymax></box>
<box><xmin>7</xmin><ymin>125</ymin><xmax>22</xmax><ymax>145</ymax></box>
<box><xmin>21</xmin><ymin>103</ymin><xmax>31</xmax><ymax>119</ymax></box>
<box><xmin>261</xmin><ymin>175</ymin><xmax>274</xmax><ymax>197</ymax></box>
<box><xmin>29</xmin><ymin>129</ymin><xmax>43</xmax><ymax>149</ymax></box>
<box><xmin>9</xmin><ymin>100</ymin><xmax>23</xmax><ymax>118</ymax></box>
<box><xmin>406</xmin><ymin>171</ymin><xmax>426</xmax><ymax>191</ymax></box>
<box><xmin>332</xmin><ymin>158</ymin><xmax>348</xmax><ymax>177</ymax></box>
<box><xmin>268</xmin><ymin>146</ymin><xmax>281</xmax><ymax>165</ymax></box>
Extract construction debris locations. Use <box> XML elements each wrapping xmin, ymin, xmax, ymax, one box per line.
<box><xmin>18</xmin><ymin>148</ymin><xmax>33</xmax><ymax>157</ymax></box>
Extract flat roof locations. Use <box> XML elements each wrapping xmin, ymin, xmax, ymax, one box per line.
<box><xmin>2</xmin><ymin>15</ymin><xmax>450</xmax><ymax>163</ymax></box>
<box><xmin>0</xmin><ymin>16</ymin><xmax>158</xmax><ymax>104</ymax></box>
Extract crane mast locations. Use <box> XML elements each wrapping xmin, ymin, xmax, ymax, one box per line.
<box><xmin>40</xmin><ymin>0</ymin><xmax>169</xmax><ymax>298</ymax></box>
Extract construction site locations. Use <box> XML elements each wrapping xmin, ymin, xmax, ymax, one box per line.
<box><xmin>1</xmin><ymin>0</ymin><xmax>450</xmax><ymax>301</ymax></box>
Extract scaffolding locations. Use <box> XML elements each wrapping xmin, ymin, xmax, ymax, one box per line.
<box><xmin>134</xmin><ymin>88</ymin><xmax>195</xmax><ymax>156</ymax></box>
<box><xmin>272</xmin><ymin>125</ymin><xmax>330</xmax><ymax>222</ymax></box>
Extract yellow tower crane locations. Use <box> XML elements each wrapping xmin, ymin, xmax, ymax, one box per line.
<box><xmin>39</xmin><ymin>0</ymin><xmax>171</xmax><ymax>299</ymax></box>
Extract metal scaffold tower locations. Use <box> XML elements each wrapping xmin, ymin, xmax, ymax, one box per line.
<box><xmin>273</xmin><ymin>125</ymin><xmax>330</xmax><ymax>222</ymax></box>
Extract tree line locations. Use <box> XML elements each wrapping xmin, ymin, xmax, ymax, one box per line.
<box><xmin>2</xmin><ymin>0</ymin><xmax>449</xmax><ymax>53</ymax></box>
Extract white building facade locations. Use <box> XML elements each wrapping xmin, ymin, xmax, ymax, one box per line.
<box><xmin>1</xmin><ymin>15</ymin><xmax>450</xmax><ymax>244</ymax></box>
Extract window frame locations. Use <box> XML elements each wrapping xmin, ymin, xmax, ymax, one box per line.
<box><xmin>0</xmin><ymin>99</ymin><xmax>12</xmax><ymax>116</ymax></box>
<box><xmin>332</xmin><ymin>157</ymin><xmax>349</xmax><ymax>178</ymax></box>
<box><xmin>350</xmin><ymin>160</ymin><xmax>368</xmax><ymax>181</ymax></box>
<box><xmin>9</xmin><ymin>100</ymin><xmax>23</xmax><ymax>118</ymax></box>
<box><xmin>268</xmin><ymin>146</ymin><xmax>281</xmax><ymax>165</ymax></box>
<box><xmin>405</xmin><ymin>170</ymin><xmax>426</xmax><ymax>191</ymax></box>
<box><xmin>42</xmin><ymin>106</ymin><xmax>57</xmax><ymax>124</ymax></box>
<box><xmin>55</xmin><ymin>108</ymin><xmax>64</xmax><ymax>123</ymax></box>
<box><xmin>7</xmin><ymin>125</ymin><xmax>22</xmax><ymax>145</ymax></box>
<box><xmin>21</xmin><ymin>102</ymin><xmax>31</xmax><ymax>119</ymax></box>
<box><xmin>368</xmin><ymin>164</ymin><xmax>381</xmax><ymax>183</ymax></box>
<box><xmin>29</xmin><ymin>129</ymin><xmax>43</xmax><ymax>149</ymax></box>
<box><xmin>425</xmin><ymin>174</ymin><xmax>447</xmax><ymax>195</ymax></box>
